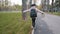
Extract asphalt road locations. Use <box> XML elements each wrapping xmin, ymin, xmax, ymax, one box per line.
<box><xmin>34</xmin><ymin>13</ymin><xmax>60</xmax><ymax>34</ymax></box>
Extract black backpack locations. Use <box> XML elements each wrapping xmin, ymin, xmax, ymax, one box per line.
<box><xmin>30</xmin><ymin>9</ymin><xmax>37</xmax><ymax>17</ymax></box>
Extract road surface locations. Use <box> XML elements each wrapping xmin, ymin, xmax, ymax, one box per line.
<box><xmin>33</xmin><ymin>13</ymin><xmax>60</xmax><ymax>34</ymax></box>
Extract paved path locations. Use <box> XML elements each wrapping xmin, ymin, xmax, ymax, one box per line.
<box><xmin>34</xmin><ymin>13</ymin><xmax>60</xmax><ymax>34</ymax></box>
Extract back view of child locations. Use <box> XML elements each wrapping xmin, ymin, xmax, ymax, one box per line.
<box><xmin>23</xmin><ymin>4</ymin><xmax>44</xmax><ymax>28</ymax></box>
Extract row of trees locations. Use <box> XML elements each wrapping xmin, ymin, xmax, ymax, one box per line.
<box><xmin>0</xmin><ymin>0</ymin><xmax>22</xmax><ymax>11</ymax></box>
<box><xmin>41</xmin><ymin>0</ymin><xmax>60</xmax><ymax>12</ymax></box>
<box><xmin>50</xmin><ymin>0</ymin><xmax>60</xmax><ymax>12</ymax></box>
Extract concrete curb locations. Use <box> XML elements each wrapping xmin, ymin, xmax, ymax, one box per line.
<box><xmin>32</xmin><ymin>29</ymin><xmax>34</xmax><ymax>34</ymax></box>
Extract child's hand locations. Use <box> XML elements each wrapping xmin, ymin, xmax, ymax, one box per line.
<box><xmin>41</xmin><ymin>13</ymin><xmax>45</xmax><ymax>18</ymax></box>
<box><xmin>41</xmin><ymin>13</ymin><xmax>44</xmax><ymax>14</ymax></box>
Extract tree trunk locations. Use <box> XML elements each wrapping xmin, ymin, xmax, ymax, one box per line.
<box><xmin>29</xmin><ymin>0</ymin><xmax>32</xmax><ymax>8</ymax></box>
<box><xmin>34</xmin><ymin>0</ymin><xmax>36</xmax><ymax>4</ymax></box>
<box><xmin>22</xmin><ymin>0</ymin><xmax>27</xmax><ymax>20</ymax></box>
<box><xmin>46</xmin><ymin>0</ymin><xmax>49</xmax><ymax>12</ymax></box>
<box><xmin>52</xmin><ymin>0</ymin><xmax>54</xmax><ymax>12</ymax></box>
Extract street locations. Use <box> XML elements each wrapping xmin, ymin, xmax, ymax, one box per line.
<box><xmin>33</xmin><ymin>13</ymin><xmax>60</xmax><ymax>34</ymax></box>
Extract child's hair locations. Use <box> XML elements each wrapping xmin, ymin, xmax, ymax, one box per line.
<box><xmin>31</xmin><ymin>4</ymin><xmax>36</xmax><ymax>7</ymax></box>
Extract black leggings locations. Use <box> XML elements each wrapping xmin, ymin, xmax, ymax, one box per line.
<box><xmin>32</xmin><ymin>17</ymin><xmax>36</xmax><ymax>27</ymax></box>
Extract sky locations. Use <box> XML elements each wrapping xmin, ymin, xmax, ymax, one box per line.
<box><xmin>9</xmin><ymin>0</ymin><xmax>52</xmax><ymax>5</ymax></box>
<box><xmin>9</xmin><ymin>0</ymin><xmax>22</xmax><ymax>5</ymax></box>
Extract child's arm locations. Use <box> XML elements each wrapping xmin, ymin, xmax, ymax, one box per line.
<box><xmin>36</xmin><ymin>8</ymin><xmax>45</xmax><ymax>17</ymax></box>
<box><xmin>23</xmin><ymin>9</ymin><xmax>29</xmax><ymax>13</ymax></box>
<box><xmin>23</xmin><ymin>9</ymin><xmax>31</xmax><ymax>13</ymax></box>
<box><xmin>36</xmin><ymin>8</ymin><xmax>44</xmax><ymax>13</ymax></box>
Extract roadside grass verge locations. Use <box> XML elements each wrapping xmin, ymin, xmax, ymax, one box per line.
<box><xmin>47</xmin><ymin>12</ymin><xmax>60</xmax><ymax>16</ymax></box>
<box><xmin>0</xmin><ymin>12</ymin><xmax>31</xmax><ymax>34</ymax></box>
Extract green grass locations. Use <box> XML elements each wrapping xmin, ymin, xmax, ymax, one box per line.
<box><xmin>0</xmin><ymin>12</ymin><xmax>31</xmax><ymax>34</ymax></box>
<box><xmin>48</xmin><ymin>12</ymin><xmax>60</xmax><ymax>16</ymax></box>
